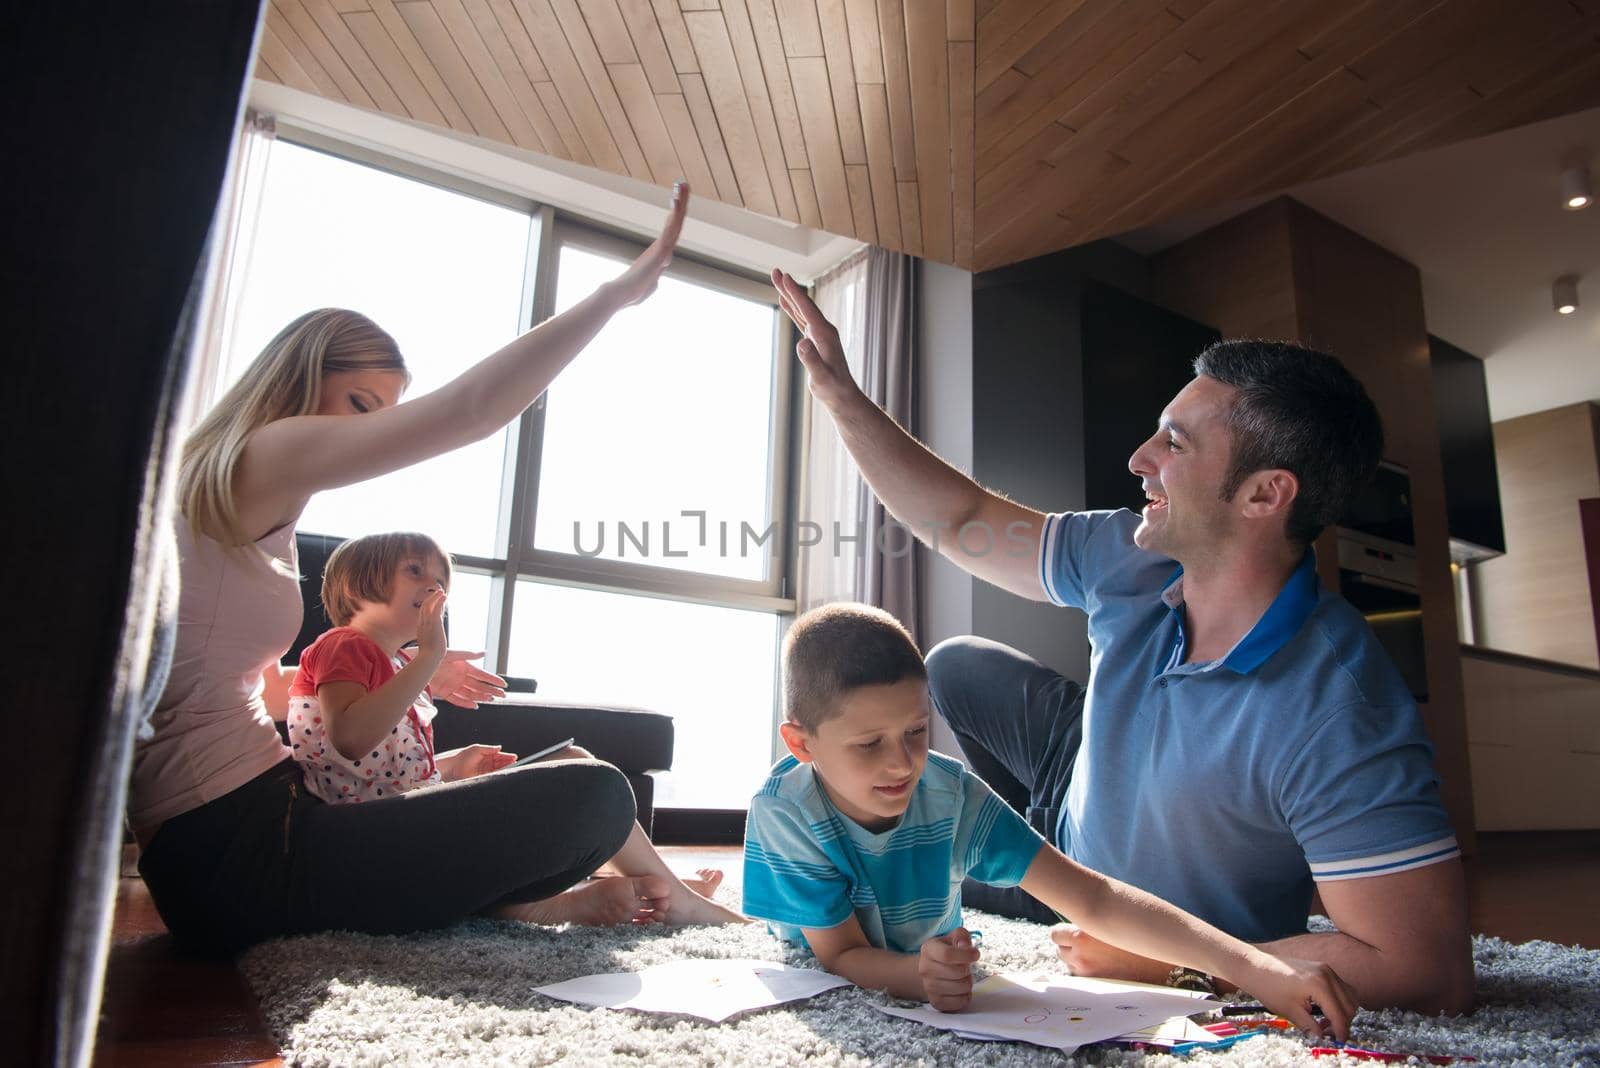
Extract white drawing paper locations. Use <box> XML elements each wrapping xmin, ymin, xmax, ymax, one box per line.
<box><xmin>1119</xmin><ymin>1014</ymin><xmax>1222</xmax><ymax>1046</ymax></box>
<box><xmin>534</xmin><ymin>958</ymin><xmax>852</xmax><ymax>1023</ymax></box>
<box><xmin>876</xmin><ymin>971</ymin><xmax>1216</xmax><ymax>1053</ymax></box>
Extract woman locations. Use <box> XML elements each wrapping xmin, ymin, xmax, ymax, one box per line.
<box><xmin>131</xmin><ymin>184</ymin><xmax>707</xmax><ymax>954</ymax></box>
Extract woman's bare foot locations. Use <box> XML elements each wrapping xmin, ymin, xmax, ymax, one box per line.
<box><xmin>662</xmin><ymin>879</ymin><xmax>747</xmax><ymax>926</ymax></box>
<box><xmin>684</xmin><ymin>868</ymin><xmax>724</xmax><ymax>898</ymax></box>
<box><xmin>497</xmin><ymin>875</ymin><xmax>672</xmax><ymax>926</ymax></box>
<box><xmin>593</xmin><ymin>866</ymin><xmax>725</xmax><ymax>899</ymax></box>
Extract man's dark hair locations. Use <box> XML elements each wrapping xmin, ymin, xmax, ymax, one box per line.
<box><xmin>1192</xmin><ymin>339</ymin><xmax>1384</xmax><ymax>546</ymax></box>
<box><xmin>784</xmin><ymin>603</ymin><xmax>926</xmax><ymax>731</ymax></box>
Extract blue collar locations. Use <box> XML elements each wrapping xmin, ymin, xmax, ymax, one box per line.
<box><xmin>1159</xmin><ymin>551</ymin><xmax>1320</xmax><ymax>675</ymax></box>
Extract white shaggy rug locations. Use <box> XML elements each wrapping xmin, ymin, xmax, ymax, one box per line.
<box><xmin>239</xmin><ymin>894</ymin><xmax>1600</xmax><ymax>1067</ymax></box>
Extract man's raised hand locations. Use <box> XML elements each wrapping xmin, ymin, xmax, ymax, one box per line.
<box><xmin>771</xmin><ymin>269</ymin><xmax>860</xmax><ymax>409</ymax></box>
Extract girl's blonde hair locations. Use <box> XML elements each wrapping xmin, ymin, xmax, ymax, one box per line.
<box><xmin>321</xmin><ymin>532</ymin><xmax>452</xmax><ymax>627</ymax></box>
<box><xmin>179</xmin><ymin>309</ymin><xmax>408</xmax><ymax>545</ymax></box>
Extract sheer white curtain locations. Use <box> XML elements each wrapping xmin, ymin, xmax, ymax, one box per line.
<box><xmin>183</xmin><ymin>108</ymin><xmax>275</xmax><ymax>424</ymax></box>
<box><xmin>795</xmin><ymin>247</ymin><xmax>919</xmax><ymax>641</ymax></box>
<box><xmin>796</xmin><ymin>249</ymin><xmax>869</xmax><ymax>612</ymax></box>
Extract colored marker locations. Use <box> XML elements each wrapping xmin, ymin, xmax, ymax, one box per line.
<box><xmin>1169</xmin><ymin>1030</ymin><xmax>1267</xmax><ymax>1056</ymax></box>
<box><xmin>1310</xmin><ymin>1047</ymin><xmax>1476</xmax><ymax>1065</ymax></box>
<box><xmin>1204</xmin><ymin>1018</ymin><xmax>1293</xmax><ymax>1038</ymax></box>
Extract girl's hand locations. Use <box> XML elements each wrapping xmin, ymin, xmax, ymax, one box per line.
<box><xmin>1238</xmin><ymin>954</ymin><xmax>1359</xmax><ymax>1043</ymax></box>
<box><xmin>919</xmin><ymin>928</ymin><xmax>980</xmax><ymax>1012</ymax></box>
<box><xmin>429</xmin><ymin>651</ymin><xmax>506</xmax><ymax>707</ymax></box>
<box><xmin>605</xmin><ymin>181</ymin><xmax>689</xmax><ymax>308</ymax></box>
<box><xmin>415</xmin><ymin>589</ymin><xmax>448</xmax><ymax>665</ymax></box>
<box><xmin>771</xmin><ymin>269</ymin><xmax>864</xmax><ymax>411</ymax></box>
<box><xmin>436</xmin><ymin>744</ymin><xmax>517</xmax><ymax>781</ymax></box>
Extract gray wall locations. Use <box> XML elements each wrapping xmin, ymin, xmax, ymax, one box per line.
<box><xmin>915</xmin><ymin>243</ymin><xmax>1169</xmax><ymax>716</ymax></box>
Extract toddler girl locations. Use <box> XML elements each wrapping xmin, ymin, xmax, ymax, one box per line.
<box><xmin>288</xmin><ymin>531</ymin><xmax>506</xmax><ymax>799</ymax></box>
<box><xmin>289</xmin><ymin>531</ymin><xmax>743</xmax><ymax>926</ymax></box>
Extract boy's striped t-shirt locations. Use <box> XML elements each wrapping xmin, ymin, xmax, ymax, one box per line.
<box><xmin>742</xmin><ymin>751</ymin><xmax>1046</xmax><ymax>955</ymax></box>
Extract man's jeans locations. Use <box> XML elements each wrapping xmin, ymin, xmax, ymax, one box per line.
<box><xmin>926</xmin><ymin>635</ymin><xmax>1086</xmax><ymax>925</ymax></box>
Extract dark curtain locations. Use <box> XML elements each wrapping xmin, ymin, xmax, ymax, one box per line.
<box><xmin>858</xmin><ymin>247</ymin><xmax>920</xmax><ymax>642</ymax></box>
<box><xmin>0</xmin><ymin>3</ymin><xmax>265</xmax><ymax>1064</ymax></box>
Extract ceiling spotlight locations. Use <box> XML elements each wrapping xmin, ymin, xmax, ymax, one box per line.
<box><xmin>1553</xmin><ymin>275</ymin><xmax>1579</xmax><ymax>315</ymax></box>
<box><xmin>1562</xmin><ymin>165</ymin><xmax>1592</xmax><ymax>210</ymax></box>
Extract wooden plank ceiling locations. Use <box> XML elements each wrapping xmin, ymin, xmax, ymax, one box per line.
<box><xmin>256</xmin><ymin>0</ymin><xmax>1600</xmax><ymax>272</ymax></box>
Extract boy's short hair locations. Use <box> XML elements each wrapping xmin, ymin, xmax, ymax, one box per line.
<box><xmin>320</xmin><ymin>532</ymin><xmax>452</xmax><ymax>627</ymax></box>
<box><xmin>784</xmin><ymin>603</ymin><xmax>926</xmax><ymax>731</ymax></box>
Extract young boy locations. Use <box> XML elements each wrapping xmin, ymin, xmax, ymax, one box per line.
<box><xmin>742</xmin><ymin>603</ymin><xmax>1355</xmax><ymax>1039</ymax></box>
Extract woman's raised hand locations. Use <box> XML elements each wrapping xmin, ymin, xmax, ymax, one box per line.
<box><xmin>607</xmin><ymin>181</ymin><xmax>690</xmax><ymax>308</ymax></box>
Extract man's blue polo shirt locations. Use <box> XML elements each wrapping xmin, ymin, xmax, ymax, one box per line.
<box><xmin>1037</xmin><ymin>509</ymin><xmax>1458</xmax><ymax>942</ymax></box>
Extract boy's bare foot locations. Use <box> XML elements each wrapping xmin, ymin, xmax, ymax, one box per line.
<box><xmin>498</xmin><ymin>875</ymin><xmax>673</xmax><ymax>927</ymax></box>
<box><xmin>684</xmin><ymin>868</ymin><xmax>724</xmax><ymax>898</ymax></box>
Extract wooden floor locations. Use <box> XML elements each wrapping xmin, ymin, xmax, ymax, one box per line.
<box><xmin>92</xmin><ymin>834</ymin><xmax>1600</xmax><ymax>1067</ymax></box>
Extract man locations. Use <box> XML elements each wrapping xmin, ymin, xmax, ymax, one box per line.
<box><xmin>771</xmin><ymin>269</ymin><xmax>1473</xmax><ymax>1016</ymax></box>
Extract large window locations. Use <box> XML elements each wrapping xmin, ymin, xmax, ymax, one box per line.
<box><xmin>218</xmin><ymin>138</ymin><xmax>793</xmax><ymax>810</ymax></box>
<box><xmin>225</xmin><ymin>140</ymin><xmax>529</xmax><ymax>559</ymax></box>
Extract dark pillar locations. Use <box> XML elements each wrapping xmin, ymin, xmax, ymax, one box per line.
<box><xmin>1</xmin><ymin>3</ymin><xmax>264</xmax><ymax>1063</ymax></box>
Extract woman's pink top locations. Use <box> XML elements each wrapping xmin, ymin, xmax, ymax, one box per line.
<box><xmin>127</xmin><ymin>517</ymin><xmax>300</xmax><ymax>844</ymax></box>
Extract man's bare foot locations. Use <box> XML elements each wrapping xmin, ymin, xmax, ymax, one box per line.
<box><xmin>684</xmin><ymin>868</ymin><xmax>724</xmax><ymax>898</ymax></box>
<box><xmin>1050</xmin><ymin>923</ymin><xmax>1173</xmax><ymax>985</ymax></box>
<box><xmin>497</xmin><ymin>875</ymin><xmax>673</xmax><ymax>927</ymax></box>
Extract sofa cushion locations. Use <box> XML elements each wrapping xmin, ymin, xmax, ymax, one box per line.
<box><xmin>430</xmin><ymin>698</ymin><xmax>674</xmax><ymax>775</ymax></box>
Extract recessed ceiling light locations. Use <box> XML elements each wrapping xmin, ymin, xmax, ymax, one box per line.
<box><xmin>1553</xmin><ymin>275</ymin><xmax>1579</xmax><ymax>315</ymax></box>
<box><xmin>1562</xmin><ymin>165</ymin><xmax>1592</xmax><ymax>210</ymax></box>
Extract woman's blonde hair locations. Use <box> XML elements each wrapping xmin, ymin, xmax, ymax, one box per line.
<box><xmin>179</xmin><ymin>309</ymin><xmax>408</xmax><ymax>545</ymax></box>
<box><xmin>321</xmin><ymin>532</ymin><xmax>452</xmax><ymax>627</ymax></box>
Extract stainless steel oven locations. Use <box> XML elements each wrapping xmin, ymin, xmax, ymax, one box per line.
<box><xmin>1336</xmin><ymin>462</ymin><xmax>1429</xmax><ymax>702</ymax></box>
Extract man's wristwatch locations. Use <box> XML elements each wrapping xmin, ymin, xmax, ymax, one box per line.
<box><xmin>1166</xmin><ymin>965</ymin><xmax>1217</xmax><ymax>994</ymax></box>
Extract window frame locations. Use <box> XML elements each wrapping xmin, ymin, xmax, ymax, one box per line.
<box><xmin>486</xmin><ymin>212</ymin><xmax>798</xmax><ymax>653</ymax></box>
<box><xmin>226</xmin><ymin>130</ymin><xmax>799</xmax><ymax>807</ymax></box>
